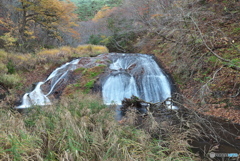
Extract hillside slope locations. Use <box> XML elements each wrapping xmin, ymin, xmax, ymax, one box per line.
<box><xmin>136</xmin><ymin>0</ymin><xmax>240</xmax><ymax>124</ymax></box>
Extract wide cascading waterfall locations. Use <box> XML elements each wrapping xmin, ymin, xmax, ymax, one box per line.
<box><xmin>16</xmin><ymin>59</ymin><xmax>80</xmax><ymax>109</ymax></box>
<box><xmin>15</xmin><ymin>53</ymin><xmax>177</xmax><ymax>110</ymax></box>
<box><xmin>102</xmin><ymin>53</ymin><xmax>178</xmax><ymax>109</ymax></box>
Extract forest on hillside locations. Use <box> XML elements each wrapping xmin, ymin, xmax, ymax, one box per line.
<box><xmin>0</xmin><ymin>0</ymin><xmax>240</xmax><ymax>160</ymax></box>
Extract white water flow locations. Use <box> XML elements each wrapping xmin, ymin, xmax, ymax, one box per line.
<box><xmin>16</xmin><ymin>59</ymin><xmax>80</xmax><ymax>109</ymax></box>
<box><xmin>102</xmin><ymin>54</ymin><xmax>178</xmax><ymax>109</ymax></box>
<box><xmin>103</xmin><ymin>74</ymin><xmax>139</xmax><ymax>105</ymax></box>
<box><xmin>16</xmin><ymin>53</ymin><xmax>177</xmax><ymax>110</ymax></box>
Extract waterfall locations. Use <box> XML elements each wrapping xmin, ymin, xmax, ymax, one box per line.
<box><xmin>16</xmin><ymin>53</ymin><xmax>177</xmax><ymax>110</ymax></box>
<box><xmin>103</xmin><ymin>74</ymin><xmax>139</xmax><ymax>105</ymax></box>
<box><xmin>102</xmin><ymin>53</ymin><xmax>178</xmax><ymax>109</ymax></box>
<box><xmin>16</xmin><ymin>59</ymin><xmax>80</xmax><ymax>109</ymax></box>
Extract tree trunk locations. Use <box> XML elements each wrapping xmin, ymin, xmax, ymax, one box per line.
<box><xmin>19</xmin><ymin>0</ymin><xmax>27</xmax><ymax>44</ymax></box>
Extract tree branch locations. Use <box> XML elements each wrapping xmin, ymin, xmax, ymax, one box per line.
<box><xmin>190</xmin><ymin>17</ymin><xmax>240</xmax><ymax>71</ymax></box>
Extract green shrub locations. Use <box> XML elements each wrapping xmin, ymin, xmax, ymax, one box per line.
<box><xmin>0</xmin><ymin>74</ymin><xmax>22</xmax><ymax>88</ymax></box>
<box><xmin>88</xmin><ymin>34</ymin><xmax>105</xmax><ymax>45</ymax></box>
<box><xmin>6</xmin><ymin>60</ymin><xmax>15</xmax><ymax>74</ymax></box>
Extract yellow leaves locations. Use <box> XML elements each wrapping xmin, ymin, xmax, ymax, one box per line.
<box><xmin>92</xmin><ymin>6</ymin><xmax>113</xmax><ymax>22</ymax></box>
<box><xmin>69</xmin><ymin>21</ymin><xmax>78</xmax><ymax>27</ymax></box>
<box><xmin>0</xmin><ymin>16</ymin><xmax>16</xmax><ymax>31</ymax></box>
<box><xmin>0</xmin><ymin>19</ymin><xmax>7</xmax><ymax>27</ymax></box>
<box><xmin>24</xmin><ymin>30</ymin><xmax>34</xmax><ymax>35</ymax></box>
<box><xmin>39</xmin><ymin>0</ymin><xmax>79</xmax><ymax>37</ymax></box>
<box><xmin>0</xmin><ymin>33</ymin><xmax>17</xmax><ymax>47</ymax></box>
<box><xmin>14</xmin><ymin>0</ymin><xmax>79</xmax><ymax>42</ymax></box>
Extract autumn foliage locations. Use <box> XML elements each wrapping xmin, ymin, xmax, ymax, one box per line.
<box><xmin>0</xmin><ymin>0</ymin><xmax>79</xmax><ymax>50</ymax></box>
<box><xmin>92</xmin><ymin>6</ymin><xmax>116</xmax><ymax>22</ymax></box>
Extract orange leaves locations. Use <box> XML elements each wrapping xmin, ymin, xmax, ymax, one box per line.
<box><xmin>16</xmin><ymin>0</ymin><xmax>79</xmax><ymax>41</ymax></box>
<box><xmin>92</xmin><ymin>6</ymin><xmax>115</xmax><ymax>22</ymax></box>
<box><xmin>39</xmin><ymin>0</ymin><xmax>79</xmax><ymax>39</ymax></box>
<box><xmin>0</xmin><ymin>16</ymin><xmax>16</xmax><ymax>32</ymax></box>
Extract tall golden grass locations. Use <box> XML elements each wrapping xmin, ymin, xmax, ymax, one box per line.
<box><xmin>0</xmin><ymin>92</ymin><xmax>196</xmax><ymax>160</ymax></box>
<box><xmin>74</xmin><ymin>44</ymin><xmax>109</xmax><ymax>57</ymax></box>
<box><xmin>1</xmin><ymin>45</ymin><xmax>108</xmax><ymax>73</ymax></box>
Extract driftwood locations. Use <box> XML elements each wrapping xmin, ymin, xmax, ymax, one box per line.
<box><xmin>121</xmin><ymin>96</ymin><xmax>175</xmax><ymax>113</ymax></box>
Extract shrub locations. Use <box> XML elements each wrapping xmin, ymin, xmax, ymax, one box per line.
<box><xmin>0</xmin><ymin>49</ymin><xmax>8</xmax><ymax>62</ymax></box>
<box><xmin>0</xmin><ymin>63</ymin><xmax>8</xmax><ymax>74</ymax></box>
<box><xmin>88</xmin><ymin>34</ymin><xmax>105</xmax><ymax>45</ymax></box>
<box><xmin>0</xmin><ymin>32</ymin><xmax>17</xmax><ymax>50</ymax></box>
<box><xmin>60</xmin><ymin>46</ymin><xmax>72</xmax><ymax>55</ymax></box>
<box><xmin>75</xmin><ymin>44</ymin><xmax>109</xmax><ymax>57</ymax></box>
<box><xmin>0</xmin><ymin>50</ymin><xmax>8</xmax><ymax>74</ymax></box>
<box><xmin>8</xmin><ymin>53</ymin><xmax>37</xmax><ymax>71</ymax></box>
<box><xmin>37</xmin><ymin>48</ymin><xmax>70</xmax><ymax>64</ymax></box>
<box><xmin>38</xmin><ymin>48</ymin><xmax>61</xmax><ymax>58</ymax></box>
<box><xmin>6</xmin><ymin>60</ymin><xmax>15</xmax><ymax>74</ymax></box>
<box><xmin>0</xmin><ymin>74</ymin><xmax>22</xmax><ymax>88</ymax></box>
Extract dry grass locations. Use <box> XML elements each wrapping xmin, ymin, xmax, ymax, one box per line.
<box><xmin>0</xmin><ymin>49</ymin><xmax>8</xmax><ymax>61</ymax></box>
<box><xmin>74</xmin><ymin>44</ymin><xmax>109</xmax><ymax>57</ymax></box>
<box><xmin>120</xmin><ymin>109</ymin><xmax>198</xmax><ymax>160</ymax></box>
<box><xmin>37</xmin><ymin>46</ymin><xmax>73</xmax><ymax>64</ymax></box>
<box><xmin>0</xmin><ymin>63</ymin><xmax>8</xmax><ymax>74</ymax></box>
<box><xmin>0</xmin><ymin>92</ymin><xmax>197</xmax><ymax>161</ymax></box>
<box><xmin>9</xmin><ymin>53</ymin><xmax>37</xmax><ymax>71</ymax></box>
<box><xmin>0</xmin><ymin>45</ymin><xmax>109</xmax><ymax>73</ymax></box>
<box><xmin>0</xmin><ymin>50</ymin><xmax>9</xmax><ymax>74</ymax></box>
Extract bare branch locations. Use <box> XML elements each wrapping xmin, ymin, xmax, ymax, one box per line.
<box><xmin>190</xmin><ymin>17</ymin><xmax>240</xmax><ymax>71</ymax></box>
